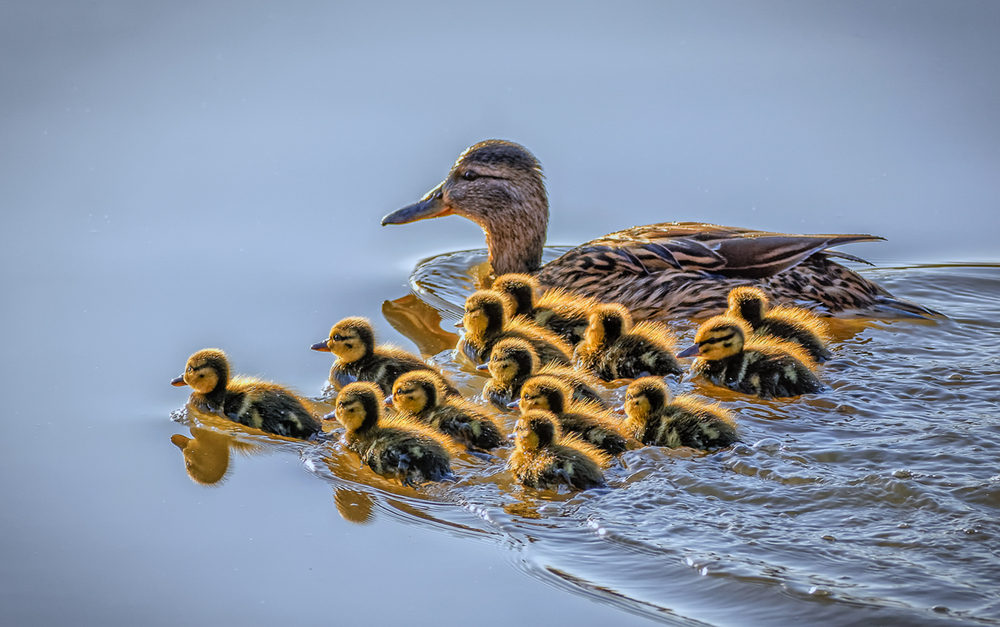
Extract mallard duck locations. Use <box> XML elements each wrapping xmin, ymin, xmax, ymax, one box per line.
<box><xmin>518</xmin><ymin>375</ymin><xmax>632</xmax><ymax>456</ymax></box>
<box><xmin>479</xmin><ymin>337</ymin><xmax>607</xmax><ymax>411</ymax></box>
<box><xmin>311</xmin><ymin>316</ymin><xmax>459</xmax><ymax>397</ymax></box>
<box><xmin>493</xmin><ymin>273</ymin><xmax>599</xmax><ymax>345</ymax></box>
<box><xmin>677</xmin><ymin>316</ymin><xmax>826</xmax><ymax>399</ymax></box>
<box><xmin>726</xmin><ymin>285</ymin><xmax>832</xmax><ymax>362</ymax></box>
<box><xmin>171</xmin><ymin>348</ymin><xmax>321</xmax><ymax>440</ymax></box>
<box><xmin>508</xmin><ymin>409</ymin><xmax>609</xmax><ymax>491</ymax></box>
<box><xmin>329</xmin><ymin>382</ymin><xmax>458</xmax><ymax>486</ymax></box>
<box><xmin>623</xmin><ymin>377</ymin><xmax>738</xmax><ymax>450</ymax></box>
<box><xmin>382</xmin><ymin>139</ymin><xmax>940</xmax><ymax>321</ymax></box>
<box><xmin>575</xmin><ymin>303</ymin><xmax>682</xmax><ymax>381</ymax></box>
<box><xmin>457</xmin><ymin>290</ymin><xmax>573</xmax><ymax>366</ymax></box>
<box><xmin>387</xmin><ymin>371</ymin><xmax>505</xmax><ymax>451</ymax></box>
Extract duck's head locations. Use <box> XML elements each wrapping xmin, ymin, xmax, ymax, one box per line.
<box><xmin>515</xmin><ymin>409</ymin><xmax>561</xmax><ymax>451</ymax></box>
<box><xmin>463</xmin><ymin>290</ymin><xmax>511</xmax><ymax>339</ymax></box>
<box><xmin>334</xmin><ymin>382</ymin><xmax>383</xmax><ymax>434</ymax></box>
<box><xmin>382</xmin><ymin>140</ymin><xmax>549</xmax><ymax>276</ymax></box>
<box><xmin>519</xmin><ymin>375</ymin><xmax>569</xmax><ymax>414</ymax></box>
<box><xmin>624</xmin><ymin>377</ymin><xmax>669</xmax><ymax>423</ymax></box>
<box><xmin>493</xmin><ymin>273</ymin><xmax>539</xmax><ymax>317</ymax></box>
<box><xmin>481</xmin><ymin>337</ymin><xmax>539</xmax><ymax>384</ymax></box>
<box><xmin>727</xmin><ymin>286</ymin><xmax>769</xmax><ymax>325</ymax></box>
<box><xmin>388</xmin><ymin>371</ymin><xmax>442</xmax><ymax>415</ymax></box>
<box><xmin>311</xmin><ymin>317</ymin><xmax>375</xmax><ymax>363</ymax></box>
<box><xmin>585</xmin><ymin>304</ymin><xmax>632</xmax><ymax>347</ymax></box>
<box><xmin>677</xmin><ymin>316</ymin><xmax>749</xmax><ymax>360</ymax></box>
<box><xmin>171</xmin><ymin>348</ymin><xmax>229</xmax><ymax>394</ymax></box>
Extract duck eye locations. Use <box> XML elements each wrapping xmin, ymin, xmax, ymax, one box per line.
<box><xmin>462</xmin><ymin>170</ymin><xmax>479</xmax><ymax>181</ymax></box>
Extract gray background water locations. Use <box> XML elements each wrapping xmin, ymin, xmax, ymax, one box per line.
<box><xmin>2</xmin><ymin>2</ymin><xmax>998</xmax><ymax>626</ymax></box>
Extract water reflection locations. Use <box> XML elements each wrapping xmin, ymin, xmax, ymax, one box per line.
<box><xmin>333</xmin><ymin>489</ymin><xmax>376</xmax><ymax>525</ymax></box>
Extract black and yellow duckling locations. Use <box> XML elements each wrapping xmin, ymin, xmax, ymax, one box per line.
<box><xmin>329</xmin><ymin>382</ymin><xmax>459</xmax><ymax>487</ymax></box>
<box><xmin>170</xmin><ymin>348</ymin><xmax>321</xmax><ymax>440</ymax></box>
<box><xmin>575</xmin><ymin>304</ymin><xmax>682</xmax><ymax>381</ymax></box>
<box><xmin>387</xmin><ymin>371</ymin><xmax>505</xmax><ymax>451</ymax></box>
<box><xmin>311</xmin><ymin>316</ymin><xmax>459</xmax><ymax>397</ymax></box>
<box><xmin>508</xmin><ymin>409</ymin><xmax>610</xmax><ymax>492</ymax></box>
<box><xmin>677</xmin><ymin>316</ymin><xmax>826</xmax><ymax>399</ymax></box>
<box><xmin>479</xmin><ymin>337</ymin><xmax>607</xmax><ymax>411</ymax></box>
<box><xmin>457</xmin><ymin>289</ymin><xmax>574</xmax><ymax>367</ymax></box>
<box><xmin>518</xmin><ymin>375</ymin><xmax>632</xmax><ymax>456</ymax></box>
<box><xmin>382</xmin><ymin>139</ymin><xmax>940</xmax><ymax>321</ymax></box>
<box><xmin>726</xmin><ymin>285</ymin><xmax>833</xmax><ymax>362</ymax></box>
<box><xmin>623</xmin><ymin>377</ymin><xmax>738</xmax><ymax>450</ymax></box>
<box><xmin>493</xmin><ymin>273</ymin><xmax>599</xmax><ymax>345</ymax></box>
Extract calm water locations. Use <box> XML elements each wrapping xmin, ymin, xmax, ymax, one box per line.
<box><xmin>3</xmin><ymin>2</ymin><xmax>999</xmax><ymax>626</ymax></box>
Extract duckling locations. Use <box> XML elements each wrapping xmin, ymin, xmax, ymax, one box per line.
<box><xmin>330</xmin><ymin>382</ymin><xmax>458</xmax><ymax>486</ymax></box>
<box><xmin>677</xmin><ymin>316</ymin><xmax>826</xmax><ymax>399</ymax></box>
<box><xmin>493</xmin><ymin>273</ymin><xmax>599</xmax><ymax>345</ymax></box>
<box><xmin>382</xmin><ymin>139</ymin><xmax>940</xmax><ymax>320</ymax></box>
<box><xmin>726</xmin><ymin>286</ymin><xmax>833</xmax><ymax>362</ymax></box>
<box><xmin>623</xmin><ymin>377</ymin><xmax>738</xmax><ymax>450</ymax></box>
<box><xmin>311</xmin><ymin>316</ymin><xmax>459</xmax><ymax>397</ymax></box>
<box><xmin>457</xmin><ymin>290</ymin><xmax>573</xmax><ymax>367</ymax></box>
<box><xmin>388</xmin><ymin>371</ymin><xmax>505</xmax><ymax>451</ymax></box>
<box><xmin>508</xmin><ymin>409</ymin><xmax>610</xmax><ymax>491</ymax></box>
<box><xmin>518</xmin><ymin>375</ymin><xmax>631</xmax><ymax>456</ymax></box>
<box><xmin>575</xmin><ymin>303</ymin><xmax>682</xmax><ymax>381</ymax></box>
<box><xmin>479</xmin><ymin>337</ymin><xmax>607</xmax><ymax>411</ymax></box>
<box><xmin>170</xmin><ymin>348</ymin><xmax>321</xmax><ymax>440</ymax></box>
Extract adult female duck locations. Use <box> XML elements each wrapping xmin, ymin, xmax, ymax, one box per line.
<box><xmin>382</xmin><ymin>140</ymin><xmax>939</xmax><ymax>321</ymax></box>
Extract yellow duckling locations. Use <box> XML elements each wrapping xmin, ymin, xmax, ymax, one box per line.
<box><xmin>387</xmin><ymin>371</ymin><xmax>506</xmax><ymax>451</ymax></box>
<box><xmin>479</xmin><ymin>337</ymin><xmax>607</xmax><ymax>411</ymax></box>
<box><xmin>493</xmin><ymin>273</ymin><xmax>599</xmax><ymax>345</ymax></box>
<box><xmin>311</xmin><ymin>316</ymin><xmax>458</xmax><ymax>396</ymax></box>
<box><xmin>508</xmin><ymin>409</ymin><xmax>610</xmax><ymax>491</ymax></box>
<box><xmin>518</xmin><ymin>375</ymin><xmax>632</xmax><ymax>456</ymax></box>
<box><xmin>727</xmin><ymin>286</ymin><xmax>833</xmax><ymax>362</ymax></box>
<box><xmin>382</xmin><ymin>139</ymin><xmax>940</xmax><ymax>321</ymax></box>
<box><xmin>457</xmin><ymin>289</ymin><xmax>573</xmax><ymax>367</ymax></box>
<box><xmin>677</xmin><ymin>316</ymin><xmax>826</xmax><ymax>399</ymax></box>
<box><xmin>329</xmin><ymin>382</ymin><xmax>459</xmax><ymax>487</ymax></box>
<box><xmin>575</xmin><ymin>303</ymin><xmax>682</xmax><ymax>381</ymax></box>
<box><xmin>170</xmin><ymin>348</ymin><xmax>321</xmax><ymax>440</ymax></box>
<box><xmin>623</xmin><ymin>377</ymin><xmax>738</xmax><ymax>450</ymax></box>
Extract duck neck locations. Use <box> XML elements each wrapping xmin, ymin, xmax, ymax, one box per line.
<box><xmin>482</xmin><ymin>194</ymin><xmax>548</xmax><ymax>275</ymax></box>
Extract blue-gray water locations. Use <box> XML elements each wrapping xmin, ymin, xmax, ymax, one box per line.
<box><xmin>2</xmin><ymin>2</ymin><xmax>999</xmax><ymax>626</ymax></box>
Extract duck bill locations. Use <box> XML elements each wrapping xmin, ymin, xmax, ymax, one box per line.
<box><xmin>676</xmin><ymin>344</ymin><xmax>701</xmax><ymax>358</ymax></box>
<box><xmin>170</xmin><ymin>375</ymin><xmax>188</xmax><ymax>387</ymax></box>
<box><xmin>381</xmin><ymin>185</ymin><xmax>453</xmax><ymax>225</ymax></box>
<box><xmin>310</xmin><ymin>341</ymin><xmax>331</xmax><ymax>352</ymax></box>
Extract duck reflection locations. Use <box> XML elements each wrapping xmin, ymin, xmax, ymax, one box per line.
<box><xmin>169</xmin><ymin>426</ymin><xmax>263</xmax><ymax>486</ymax></box>
<box><xmin>334</xmin><ymin>488</ymin><xmax>376</xmax><ymax>525</ymax></box>
<box><xmin>381</xmin><ymin>294</ymin><xmax>459</xmax><ymax>357</ymax></box>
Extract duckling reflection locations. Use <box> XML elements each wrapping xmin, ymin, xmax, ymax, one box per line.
<box><xmin>509</xmin><ymin>409</ymin><xmax>609</xmax><ymax>492</ymax></box>
<box><xmin>334</xmin><ymin>488</ymin><xmax>376</xmax><ymax>525</ymax></box>
<box><xmin>623</xmin><ymin>377</ymin><xmax>738</xmax><ymax>450</ymax></box>
<box><xmin>727</xmin><ymin>286</ymin><xmax>832</xmax><ymax>362</ymax></box>
<box><xmin>458</xmin><ymin>289</ymin><xmax>573</xmax><ymax>366</ymax></box>
<box><xmin>170</xmin><ymin>426</ymin><xmax>263</xmax><ymax>486</ymax></box>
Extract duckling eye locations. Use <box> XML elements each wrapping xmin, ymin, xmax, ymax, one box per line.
<box><xmin>462</xmin><ymin>170</ymin><xmax>479</xmax><ymax>181</ymax></box>
<box><xmin>333</xmin><ymin>334</ymin><xmax>344</xmax><ymax>341</ymax></box>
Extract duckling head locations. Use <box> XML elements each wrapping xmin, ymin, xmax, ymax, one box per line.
<box><xmin>484</xmin><ymin>337</ymin><xmax>539</xmax><ymax>383</ymax></box>
<box><xmin>171</xmin><ymin>348</ymin><xmax>229</xmax><ymax>394</ymax></box>
<box><xmin>515</xmin><ymin>409</ymin><xmax>561</xmax><ymax>451</ymax></box>
<box><xmin>677</xmin><ymin>316</ymin><xmax>749</xmax><ymax>360</ymax></box>
<box><xmin>389</xmin><ymin>371</ymin><xmax>441</xmax><ymax>416</ymax></box>
<box><xmin>519</xmin><ymin>375</ymin><xmax>569</xmax><ymax>414</ymax></box>
<box><xmin>624</xmin><ymin>377</ymin><xmax>669</xmax><ymax>423</ymax></box>
<box><xmin>727</xmin><ymin>286</ymin><xmax>769</xmax><ymax>326</ymax></box>
<box><xmin>335</xmin><ymin>382</ymin><xmax>383</xmax><ymax>434</ymax></box>
<box><xmin>493</xmin><ymin>273</ymin><xmax>539</xmax><ymax>317</ymax></box>
<box><xmin>585</xmin><ymin>304</ymin><xmax>632</xmax><ymax>347</ymax></box>
<box><xmin>463</xmin><ymin>290</ymin><xmax>511</xmax><ymax>340</ymax></box>
<box><xmin>382</xmin><ymin>140</ymin><xmax>549</xmax><ymax>276</ymax></box>
<box><xmin>312</xmin><ymin>317</ymin><xmax>375</xmax><ymax>364</ymax></box>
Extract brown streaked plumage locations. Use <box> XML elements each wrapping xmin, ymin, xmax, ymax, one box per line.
<box><xmin>678</xmin><ymin>315</ymin><xmax>826</xmax><ymax>399</ymax></box>
<box><xmin>311</xmin><ymin>316</ymin><xmax>459</xmax><ymax>397</ymax></box>
<box><xmin>170</xmin><ymin>348</ymin><xmax>321</xmax><ymax>440</ymax></box>
<box><xmin>493</xmin><ymin>273</ymin><xmax>599</xmax><ymax>345</ymax></box>
<box><xmin>575</xmin><ymin>304</ymin><xmax>682</xmax><ymax>381</ymax></box>
<box><xmin>726</xmin><ymin>285</ymin><xmax>833</xmax><ymax>362</ymax></box>
<box><xmin>382</xmin><ymin>139</ymin><xmax>940</xmax><ymax>321</ymax></box>
<box><xmin>508</xmin><ymin>409</ymin><xmax>609</xmax><ymax>491</ymax></box>
<box><xmin>388</xmin><ymin>371</ymin><xmax>505</xmax><ymax>451</ymax></box>
<box><xmin>624</xmin><ymin>377</ymin><xmax>738</xmax><ymax>450</ymax></box>
<box><xmin>457</xmin><ymin>290</ymin><xmax>573</xmax><ymax>367</ymax></box>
